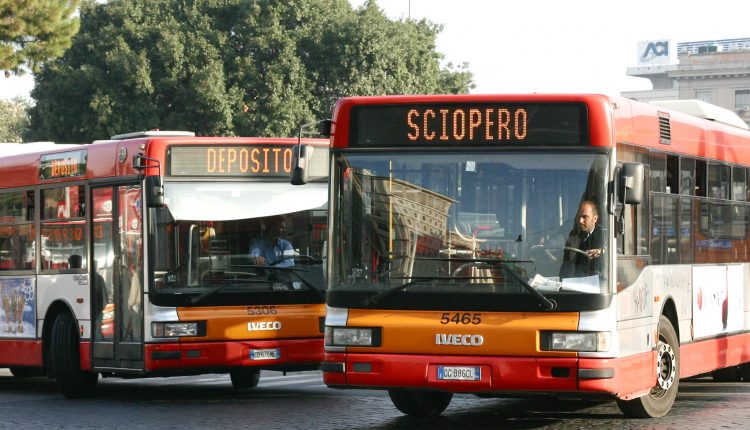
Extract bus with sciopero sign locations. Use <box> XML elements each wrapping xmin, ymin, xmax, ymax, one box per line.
<box><xmin>316</xmin><ymin>94</ymin><xmax>750</xmax><ymax>418</ymax></box>
<box><xmin>0</xmin><ymin>132</ymin><xmax>328</xmax><ymax>397</ymax></box>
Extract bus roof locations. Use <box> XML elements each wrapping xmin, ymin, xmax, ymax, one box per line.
<box><xmin>0</xmin><ymin>142</ymin><xmax>82</xmax><ymax>155</ymax></box>
<box><xmin>650</xmin><ymin>100</ymin><xmax>749</xmax><ymax>130</ymax></box>
<box><xmin>0</xmin><ymin>136</ymin><xmax>328</xmax><ymax>190</ymax></box>
<box><xmin>329</xmin><ymin>93</ymin><xmax>750</xmax><ymax>165</ymax></box>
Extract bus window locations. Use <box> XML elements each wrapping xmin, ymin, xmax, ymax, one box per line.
<box><xmin>708</xmin><ymin>163</ymin><xmax>731</xmax><ymax>200</ymax></box>
<box><xmin>650</xmin><ymin>152</ymin><xmax>667</xmax><ymax>193</ymax></box>
<box><xmin>616</xmin><ymin>144</ymin><xmax>650</xmax><ymax>256</ymax></box>
<box><xmin>732</xmin><ymin>167</ymin><xmax>747</xmax><ymax>201</ymax></box>
<box><xmin>42</xmin><ymin>186</ymin><xmax>85</xmax><ymax>219</ymax></box>
<box><xmin>0</xmin><ymin>191</ymin><xmax>34</xmax><ymax>222</ymax></box>
<box><xmin>666</xmin><ymin>155</ymin><xmax>679</xmax><ymax>194</ymax></box>
<box><xmin>679</xmin><ymin>198</ymin><xmax>693</xmax><ymax>264</ymax></box>
<box><xmin>695</xmin><ymin>160</ymin><xmax>707</xmax><ymax>197</ymax></box>
<box><xmin>40</xmin><ymin>221</ymin><xmax>86</xmax><ymax>270</ymax></box>
<box><xmin>651</xmin><ymin>195</ymin><xmax>679</xmax><ymax>264</ymax></box>
<box><xmin>680</xmin><ymin>157</ymin><xmax>696</xmax><ymax>196</ymax></box>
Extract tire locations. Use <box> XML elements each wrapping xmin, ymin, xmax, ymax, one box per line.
<box><xmin>712</xmin><ymin>366</ymin><xmax>741</xmax><ymax>382</ymax></box>
<box><xmin>617</xmin><ymin>315</ymin><xmax>679</xmax><ymax>418</ymax></box>
<box><xmin>50</xmin><ymin>312</ymin><xmax>98</xmax><ymax>398</ymax></box>
<box><xmin>229</xmin><ymin>368</ymin><xmax>260</xmax><ymax>389</ymax></box>
<box><xmin>388</xmin><ymin>389</ymin><xmax>453</xmax><ymax>417</ymax></box>
<box><xmin>9</xmin><ymin>366</ymin><xmax>45</xmax><ymax>378</ymax></box>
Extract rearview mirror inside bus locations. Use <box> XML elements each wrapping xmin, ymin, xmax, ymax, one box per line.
<box><xmin>620</xmin><ymin>162</ymin><xmax>644</xmax><ymax>205</ymax></box>
<box><xmin>145</xmin><ymin>175</ymin><xmax>165</xmax><ymax>207</ymax></box>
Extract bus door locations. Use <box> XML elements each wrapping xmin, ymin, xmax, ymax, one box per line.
<box><xmin>91</xmin><ymin>184</ymin><xmax>144</xmax><ymax>370</ymax></box>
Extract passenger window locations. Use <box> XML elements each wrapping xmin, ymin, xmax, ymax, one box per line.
<box><xmin>650</xmin><ymin>153</ymin><xmax>667</xmax><ymax>193</ymax></box>
<box><xmin>732</xmin><ymin>167</ymin><xmax>747</xmax><ymax>201</ymax></box>
<box><xmin>666</xmin><ymin>155</ymin><xmax>679</xmax><ymax>194</ymax></box>
<box><xmin>42</xmin><ymin>186</ymin><xmax>85</xmax><ymax>219</ymax></box>
<box><xmin>651</xmin><ymin>195</ymin><xmax>679</xmax><ymax>264</ymax></box>
<box><xmin>680</xmin><ymin>158</ymin><xmax>695</xmax><ymax>196</ymax></box>
<box><xmin>707</xmin><ymin>163</ymin><xmax>731</xmax><ymax>200</ymax></box>
<box><xmin>679</xmin><ymin>199</ymin><xmax>693</xmax><ymax>264</ymax></box>
<box><xmin>695</xmin><ymin>160</ymin><xmax>707</xmax><ymax>197</ymax></box>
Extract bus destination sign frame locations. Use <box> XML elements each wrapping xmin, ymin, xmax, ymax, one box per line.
<box><xmin>167</xmin><ymin>145</ymin><xmax>295</xmax><ymax>177</ymax></box>
<box><xmin>348</xmin><ymin>102</ymin><xmax>590</xmax><ymax>147</ymax></box>
<box><xmin>39</xmin><ymin>150</ymin><xmax>87</xmax><ymax>181</ymax></box>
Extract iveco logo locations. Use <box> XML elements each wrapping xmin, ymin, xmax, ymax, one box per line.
<box><xmin>435</xmin><ymin>334</ymin><xmax>484</xmax><ymax>346</ymax></box>
<box><xmin>248</xmin><ymin>321</ymin><xmax>282</xmax><ymax>331</ymax></box>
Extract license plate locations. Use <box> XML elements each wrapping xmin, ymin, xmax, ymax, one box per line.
<box><xmin>437</xmin><ymin>366</ymin><xmax>481</xmax><ymax>381</ymax></box>
<box><xmin>250</xmin><ymin>348</ymin><xmax>280</xmax><ymax>360</ymax></box>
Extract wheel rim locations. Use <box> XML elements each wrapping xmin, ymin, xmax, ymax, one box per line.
<box><xmin>651</xmin><ymin>341</ymin><xmax>676</xmax><ymax>398</ymax></box>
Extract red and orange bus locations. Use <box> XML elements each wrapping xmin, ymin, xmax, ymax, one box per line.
<box><xmin>0</xmin><ymin>131</ymin><xmax>328</xmax><ymax>397</ymax></box>
<box><xmin>319</xmin><ymin>94</ymin><xmax>750</xmax><ymax>417</ymax></box>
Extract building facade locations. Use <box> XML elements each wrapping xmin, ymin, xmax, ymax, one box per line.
<box><xmin>623</xmin><ymin>38</ymin><xmax>750</xmax><ymax>127</ymax></box>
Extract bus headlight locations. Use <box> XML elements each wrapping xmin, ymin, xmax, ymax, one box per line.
<box><xmin>541</xmin><ymin>331</ymin><xmax>610</xmax><ymax>352</ymax></box>
<box><xmin>152</xmin><ymin>321</ymin><xmax>205</xmax><ymax>338</ymax></box>
<box><xmin>325</xmin><ymin>326</ymin><xmax>381</xmax><ymax>347</ymax></box>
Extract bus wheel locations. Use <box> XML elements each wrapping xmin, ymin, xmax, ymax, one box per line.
<box><xmin>9</xmin><ymin>366</ymin><xmax>45</xmax><ymax>378</ymax></box>
<box><xmin>617</xmin><ymin>315</ymin><xmax>679</xmax><ymax>418</ymax></box>
<box><xmin>711</xmin><ymin>366</ymin><xmax>741</xmax><ymax>382</ymax></box>
<box><xmin>388</xmin><ymin>389</ymin><xmax>453</xmax><ymax>417</ymax></box>
<box><xmin>50</xmin><ymin>312</ymin><xmax>98</xmax><ymax>398</ymax></box>
<box><xmin>229</xmin><ymin>368</ymin><xmax>260</xmax><ymax>389</ymax></box>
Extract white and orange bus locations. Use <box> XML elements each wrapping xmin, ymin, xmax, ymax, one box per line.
<box><xmin>319</xmin><ymin>94</ymin><xmax>750</xmax><ymax>418</ymax></box>
<box><xmin>0</xmin><ymin>132</ymin><xmax>329</xmax><ymax>397</ymax></box>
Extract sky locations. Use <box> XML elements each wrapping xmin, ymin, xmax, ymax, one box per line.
<box><xmin>2</xmin><ymin>0</ymin><xmax>749</xmax><ymax>101</ymax></box>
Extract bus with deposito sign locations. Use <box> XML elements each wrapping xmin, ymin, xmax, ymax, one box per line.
<box><xmin>0</xmin><ymin>132</ymin><xmax>329</xmax><ymax>397</ymax></box>
<box><xmin>317</xmin><ymin>94</ymin><xmax>750</xmax><ymax>418</ymax></box>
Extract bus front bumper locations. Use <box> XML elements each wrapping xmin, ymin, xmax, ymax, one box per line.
<box><xmin>145</xmin><ymin>338</ymin><xmax>324</xmax><ymax>371</ymax></box>
<box><xmin>322</xmin><ymin>351</ymin><xmax>656</xmax><ymax>399</ymax></box>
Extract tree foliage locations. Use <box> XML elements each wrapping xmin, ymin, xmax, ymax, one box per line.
<box><xmin>0</xmin><ymin>0</ymin><xmax>81</xmax><ymax>76</ymax></box>
<box><xmin>28</xmin><ymin>0</ymin><xmax>474</xmax><ymax>142</ymax></box>
<box><xmin>0</xmin><ymin>96</ymin><xmax>31</xmax><ymax>142</ymax></box>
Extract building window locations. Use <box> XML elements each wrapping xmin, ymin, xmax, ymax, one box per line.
<box><xmin>736</xmin><ymin>89</ymin><xmax>750</xmax><ymax>108</ymax></box>
<box><xmin>695</xmin><ymin>90</ymin><xmax>712</xmax><ymax>103</ymax></box>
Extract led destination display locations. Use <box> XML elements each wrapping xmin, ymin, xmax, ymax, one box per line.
<box><xmin>348</xmin><ymin>103</ymin><xmax>589</xmax><ymax>147</ymax></box>
<box><xmin>168</xmin><ymin>145</ymin><xmax>294</xmax><ymax>177</ymax></box>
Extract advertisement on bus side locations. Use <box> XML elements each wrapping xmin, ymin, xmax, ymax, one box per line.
<box><xmin>0</xmin><ymin>277</ymin><xmax>36</xmax><ymax>338</ymax></box>
<box><xmin>692</xmin><ymin>265</ymin><xmax>744</xmax><ymax>338</ymax></box>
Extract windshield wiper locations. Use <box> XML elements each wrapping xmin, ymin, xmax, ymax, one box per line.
<box><xmin>496</xmin><ymin>263</ymin><xmax>557</xmax><ymax>310</ymax></box>
<box><xmin>189</xmin><ymin>278</ymin><xmax>265</xmax><ymax>305</ymax></box>
<box><xmin>361</xmin><ymin>277</ymin><xmax>442</xmax><ymax>307</ymax></box>
<box><xmin>221</xmin><ymin>263</ymin><xmax>325</xmax><ymax>300</ymax></box>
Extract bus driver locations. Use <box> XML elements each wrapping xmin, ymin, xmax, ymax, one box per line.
<box><xmin>560</xmin><ymin>200</ymin><xmax>604</xmax><ymax>278</ymax></box>
<box><xmin>249</xmin><ymin>216</ymin><xmax>295</xmax><ymax>268</ymax></box>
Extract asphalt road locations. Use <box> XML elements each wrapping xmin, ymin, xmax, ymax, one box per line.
<box><xmin>0</xmin><ymin>369</ymin><xmax>748</xmax><ymax>429</ymax></box>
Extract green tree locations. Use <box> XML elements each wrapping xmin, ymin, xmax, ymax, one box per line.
<box><xmin>29</xmin><ymin>0</ymin><xmax>474</xmax><ymax>142</ymax></box>
<box><xmin>0</xmin><ymin>0</ymin><xmax>81</xmax><ymax>77</ymax></box>
<box><xmin>0</xmin><ymin>96</ymin><xmax>31</xmax><ymax>142</ymax></box>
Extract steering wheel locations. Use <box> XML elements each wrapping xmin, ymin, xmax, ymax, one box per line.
<box><xmin>529</xmin><ymin>245</ymin><xmax>564</xmax><ymax>262</ymax></box>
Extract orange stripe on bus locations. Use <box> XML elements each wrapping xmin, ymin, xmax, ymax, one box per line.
<box><xmin>346</xmin><ymin>309</ymin><xmax>579</xmax><ymax>357</ymax></box>
<box><xmin>177</xmin><ymin>304</ymin><xmax>325</xmax><ymax>341</ymax></box>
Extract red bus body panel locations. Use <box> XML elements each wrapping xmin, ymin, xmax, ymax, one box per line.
<box><xmin>145</xmin><ymin>339</ymin><xmax>324</xmax><ymax>371</ymax></box>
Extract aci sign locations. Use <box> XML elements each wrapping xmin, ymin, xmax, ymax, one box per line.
<box><xmin>637</xmin><ymin>40</ymin><xmax>672</xmax><ymax>65</ymax></box>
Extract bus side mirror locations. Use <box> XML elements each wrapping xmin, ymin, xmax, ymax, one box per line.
<box><xmin>145</xmin><ymin>176</ymin><xmax>165</xmax><ymax>208</ymax></box>
<box><xmin>291</xmin><ymin>144</ymin><xmax>311</xmax><ymax>185</ymax></box>
<box><xmin>620</xmin><ymin>162</ymin><xmax>644</xmax><ymax>205</ymax></box>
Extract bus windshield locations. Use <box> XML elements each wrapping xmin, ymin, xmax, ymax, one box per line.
<box><xmin>149</xmin><ymin>182</ymin><xmax>328</xmax><ymax>306</ymax></box>
<box><xmin>330</xmin><ymin>150</ymin><xmax>610</xmax><ymax>311</ymax></box>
